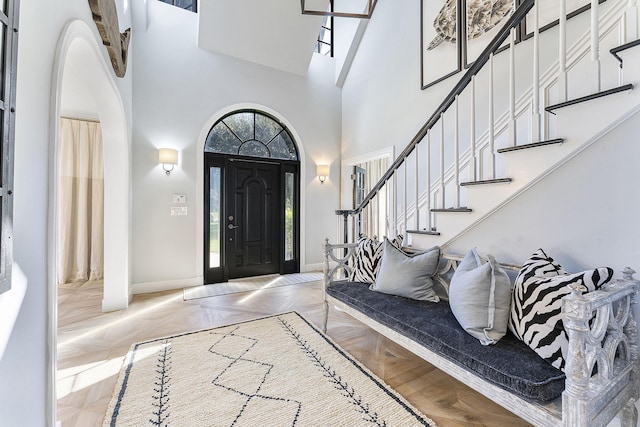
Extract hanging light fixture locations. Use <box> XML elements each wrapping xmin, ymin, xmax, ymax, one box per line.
<box><xmin>301</xmin><ymin>0</ymin><xmax>378</xmax><ymax>19</ymax></box>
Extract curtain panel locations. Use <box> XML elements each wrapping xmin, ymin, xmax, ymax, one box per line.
<box><xmin>358</xmin><ymin>157</ymin><xmax>389</xmax><ymax>239</ymax></box>
<box><xmin>58</xmin><ymin>118</ymin><xmax>104</xmax><ymax>285</ymax></box>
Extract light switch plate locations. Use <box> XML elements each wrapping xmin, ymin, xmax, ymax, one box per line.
<box><xmin>173</xmin><ymin>194</ymin><xmax>187</xmax><ymax>204</ymax></box>
<box><xmin>171</xmin><ymin>207</ymin><xmax>188</xmax><ymax>216</ymax></box>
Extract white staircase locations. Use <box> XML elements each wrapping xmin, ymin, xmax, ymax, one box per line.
<box><xmin>340</xmin><ymin>0</ymin><xmax>640</xmax><ymax>251</ymax></box>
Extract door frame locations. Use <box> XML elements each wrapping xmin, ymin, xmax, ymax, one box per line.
<box><xmin>204</xmin><ymin>153</ymin><xmax>300</xmax><ymax>283</ymax></box>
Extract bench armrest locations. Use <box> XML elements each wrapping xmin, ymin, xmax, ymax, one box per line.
<box><xmin>322</xmin><ymin>239</ymin><xmax>357</xmax><ymax>288</ymax></box>
<box><xmin>562</xmin><ymin>268</ymin><xmax>640</xmax><ymax>425</ymax></box>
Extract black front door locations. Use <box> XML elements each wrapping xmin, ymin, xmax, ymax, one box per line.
<box><xmin>225</xmin><ymin>159</ymin><xmax>281</xmax><ymax>279</ymax></box>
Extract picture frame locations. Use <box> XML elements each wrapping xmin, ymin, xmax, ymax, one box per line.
<box><xmin>421</xmin><ymin>0</ymin><xmax>609</xmax><ymax>89</ymax></box>
<box><xmin>421</xmin><ymin>0</ymin><xmax>462</xmax><ymax>90</ymax></box>
<box><xmin>464</xmin><ymin>0</ymin><xmax>516</xmax><ymax>68</ymax></box>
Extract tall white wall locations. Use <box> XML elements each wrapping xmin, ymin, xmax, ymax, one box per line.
<box><xmin>130</xmin><ymin>2</ymin><xmax>341</xmax><ymax>288</ymax></box>
<box><xmin>0</xmin><ymin>1</ymin><xmax>133</xmax><ymax>426</ymax></box>
<box><xmin>340</xmin><ymin>0</ymin><xmax>455</xmax><ymax>209</ymax></box>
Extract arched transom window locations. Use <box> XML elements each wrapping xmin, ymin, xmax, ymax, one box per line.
<box><xmin>204</xmin><ymin>110</ymin><xmax>299</xmax><ymax>161</ymax></box>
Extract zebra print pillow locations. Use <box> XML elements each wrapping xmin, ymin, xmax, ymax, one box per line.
<box><xmin>509</xmin><ymin>249</ymin><xmax>613</xmax><ymax>370</ymax></box>
<box><xmin>349</xmin><ymin>234</ymin><xmax>403</xmax><ymax>284</ymax></box>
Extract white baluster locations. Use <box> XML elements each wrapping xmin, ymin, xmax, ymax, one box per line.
<box><xmin>371</xmin><ymin>195</ymin><xmax>376</xmax><ymax>238</ymax></box>
<box><xmin>532</xmin><ymin>0</ymin><xmax>541</xmax><ymax>143</ymax></box>
<box><xmin>591</xmin><ymin>0</ymin><xmax>602</xmax><ymax>93</ymax></box>
<box><xmin>393</xmin><ymin>172</ymin><xmax>397</xmax><ymax>236</ymax></box>
<box><xmin>509</xmin><ymin>27</ymin><xmax>516</xmax><ymax>146</ymax></box>
<box><xmin>470</xmin><ymin>76</ymin><xmax>477</xmax><ymax>181</ymax></box>
<box><xmin>489</xmin><ymin>53</ymin><xmax>496</xmax><ymax>180</ymax></box>
<box><xmin>454</xmin><ymin>95</ymin><xmax>460</xmax><ymax>208</ymax></box>
<box><xmin>403</xmin><ymin>161</ymin><xmax>407</xmax><ymax>235</ymax></box>
<box><xmin>628</xmin><ymin>0</ymin><xmax>638</xmax><ymax>40</ymax></box>
<box><xmin>385</xmin><ymin>181</ymin><xmax>390</xmax><ymax>238</ymax></box>
<box><xmin>559</xmin><ymin>0</ymin><xmax>568</xmax><ymax>102</ymax></box>
<box><xmin>426</xmin><ymin>130</ymin><xmax>432</xmax><ymax>231</ymax></box>
<box><xmin>414</xmin><ymin>145</ymin><xmax>419</xmax><ymax>231</ymax></box>
<box><xmin>439</xmin><ymin>113</ymin><xmax>445</xmax><ymax>209</ymax></box>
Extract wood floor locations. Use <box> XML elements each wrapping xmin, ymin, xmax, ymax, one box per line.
<box><xmin>57</xmin><ymin>280</ymin><xmax>532</xmax><ymax>427</ymax></box>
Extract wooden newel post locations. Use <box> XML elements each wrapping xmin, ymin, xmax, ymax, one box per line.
<box><xmin>335</xmin><ymin>209</ymin><xmax>352</xmax><ymax>244</ymax></box>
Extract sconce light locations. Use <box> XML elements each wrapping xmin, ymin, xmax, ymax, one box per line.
<box><xmin>158</xmin><ymin>148</ymin><xmax>178</xmax><ymax>175</ymax></box>
<box><xmin>317</xmin><ymin>164</ymin><xmax>330</xmax><ymax>184</ymax></box>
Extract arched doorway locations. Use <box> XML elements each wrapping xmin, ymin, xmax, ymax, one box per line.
<box><xmin>52</xmin><ymin>22</ymin><xmax>130</xmax><ymax>311</ymax></box>
<box><xmin>203</xmin><ymin>110</ymin><xmax>300</xmax><ymax>283</ymax></box>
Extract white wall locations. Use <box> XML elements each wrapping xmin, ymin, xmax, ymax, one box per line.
<box><xmin>0</xmin><ymin>0</ymin><xmax>133</xmax><ymax>425</ymax></box>
<box><xmin>130</xmin><ymin>1</ymin><xmax>342</xmax><ymax>289</ymax></box>
<box><xmin>446</xmin><ymin>108</ymin><xmax>640</xmax><ymax>274</ymax></box>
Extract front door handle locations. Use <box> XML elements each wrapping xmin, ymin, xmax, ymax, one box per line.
<box><xmin>228</xmin><ymin>224</ymin><xmax>239</xmax><ymax>230</ymax></box>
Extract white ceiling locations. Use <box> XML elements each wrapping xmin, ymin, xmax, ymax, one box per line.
<box><xmin>197</xmin><ymin>0</ymin><xmax>328</xmax><ymax>76</ymax></box>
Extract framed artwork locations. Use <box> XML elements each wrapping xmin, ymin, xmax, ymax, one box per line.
<box><xmin>421</xmin><ymin>0</ymin><xmax>517</xmax><ymax>88</ymax></box>
<box><xmin>464</xmin><ymin>0</ymin><xmax>516</xmax><ymax>67</ymax></box>
<box><xmin>421</xmin><ymin>0</ymin><xmax>462</xmax><ymax>90</ymax></box>
<box><xmin>523</xmin><ymin>0</ymin><xmax>607</xmax><ymax>38</ymax></box>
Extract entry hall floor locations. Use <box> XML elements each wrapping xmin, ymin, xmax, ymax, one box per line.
<box><xmin>57</xmin><ymin>280</ymin><xmax>531</xmax><ymax>426</ymax></box>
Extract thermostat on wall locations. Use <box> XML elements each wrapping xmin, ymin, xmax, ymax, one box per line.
<box><xmin>173</xmin><ymin>194</ymin><xmax>187</xmax><ymax>204</ymax></box>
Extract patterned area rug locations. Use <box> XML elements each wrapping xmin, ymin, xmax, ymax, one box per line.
<box><xmin>183</xmin><ymin>272</ymin><xmax>323</xmax><ymax>300</ymax></box>
<box><xmin>103</xmin><ymin>312</ymin><xmax>436</xmax><ymax>426</ymax></box>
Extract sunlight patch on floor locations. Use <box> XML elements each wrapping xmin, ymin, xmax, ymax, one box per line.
<box><xmin>57</xmin><ymin>345</ymin><xmax>165</xmax><ymax>399</ymax></box>
<box><xmin>238</xmin><ymin>277</ymin><xmax>284</xmax><ymax>304</ymax></box>
<box><xmin>58</xmin><ymin>293</ymin><xmax>184</xmax><ymax>349</ymax></box>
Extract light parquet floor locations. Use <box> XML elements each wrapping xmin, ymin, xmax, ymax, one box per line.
<box><xmin>57</xmin><ymin>280</ymin><xmax>531</xmax><ymax>427</ymax></box>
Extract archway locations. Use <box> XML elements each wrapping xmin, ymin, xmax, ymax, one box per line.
<box><xmin>48</xmin><ymin>19</ymin><xmax>131</xmax><ymax>421</ymax></box>
<box><xmin>51</xmin><ymin>21</ymin><xmax>130</xmax><ymax>311</ymax></box>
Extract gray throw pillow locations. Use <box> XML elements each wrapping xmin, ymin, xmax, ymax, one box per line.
<box><xmin>449</xmin><ymin>248</ymin><xmax>512</xmax><ymax>346</ymax></box>
<box><xmin>370</xmin><ymin>239</ymin><xmax>440</xmax><ymax>302</ymax></box>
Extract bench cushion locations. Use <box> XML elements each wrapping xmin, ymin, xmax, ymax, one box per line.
<box><xmin>327</xmin><ymin>281</ymin><xmax>566</xmax><ymax>402</ymax></box>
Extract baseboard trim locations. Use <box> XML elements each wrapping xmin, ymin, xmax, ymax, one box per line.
<box><xmin>302</xmin><ymin>263</ymin><xmax>324</xmax><ymax>272</ymax></box>
<box><xmin>132</xmin><ymin>265</ymin><xmax>325</xmax><ymax>295</ymax></box>
<box><xmin>131</xmin><ymin>276</ymin><xmax>204</xmax><ymax>295</ymax></box>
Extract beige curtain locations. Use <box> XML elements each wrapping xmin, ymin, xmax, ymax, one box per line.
<box><xmin>58</xmin><ymin>118</ymin><xmax>104</xmax><ymax>285</ymax></box>
<box><xmin>357</xmin><ymin>157</ymin><xmax>389</xmax><ymax>238</ymax></box>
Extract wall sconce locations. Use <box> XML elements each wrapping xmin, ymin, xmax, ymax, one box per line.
<box><xmin>158</xmin><ymin>148</ymin><xmax>178</xmax><ymax>175</ymax></box>
<box><xmin>317</xmin><ymin>164</ymin><xmax>330</xmax><ymax>184</ymax></box>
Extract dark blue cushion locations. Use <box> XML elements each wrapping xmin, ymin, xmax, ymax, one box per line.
<box><xmin>327</xmin><ymin>281</ymin><xmax>565</xmax><ymax>402</ymax></box>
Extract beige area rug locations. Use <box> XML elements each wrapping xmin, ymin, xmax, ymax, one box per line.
<box><xmin>103</xmin><ymin>312</ymin><xmax>436</xmax><ymax>427</ymax></box>
<box><xmin>183</xmin><ymin>272</ymin><xmax>324</xmax><ymax>300</ymax></box>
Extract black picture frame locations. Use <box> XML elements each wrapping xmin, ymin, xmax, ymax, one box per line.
<box><xmin>421</xmin><ymin>0</ymin><xmax>609</xmax><ymax>89</ymax></box>
<box><xmin>421</xmin><ymin>0</ymin><xmax>462</xmax><ymax>90</ymax></box>
<box><xmin>464</xmin><ymin>0</ymin><xmax>517</xmax><ymax>68</ymax></box>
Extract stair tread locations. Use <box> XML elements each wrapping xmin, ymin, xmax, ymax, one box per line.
<box><xmin>406</xmin><ymin>230</ymin><xmax>441</xmax><ymax>236</ymax></box>
<box><xmin>497</xmin><ymin>139</ymin><xmax>564</xmax><ymax>153</ymax></box>
<box><xmin>431</xmin><ymin>208</ymin><xmax>473</xmax><ymax>213</ymax></box>
<box><xmin>460</xmin><ymin>178</ymin><xmax>512</xmax><ymax>186</ymax></box>
<box><xmin>545</xmin><ymin>84</ymin><xmax>634</xmax><ymax>113</ymax></box>
<box><xmin>610</xmin><ymin>39</ymin><xmax>640</xmax><ymax>66</ymax></box>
